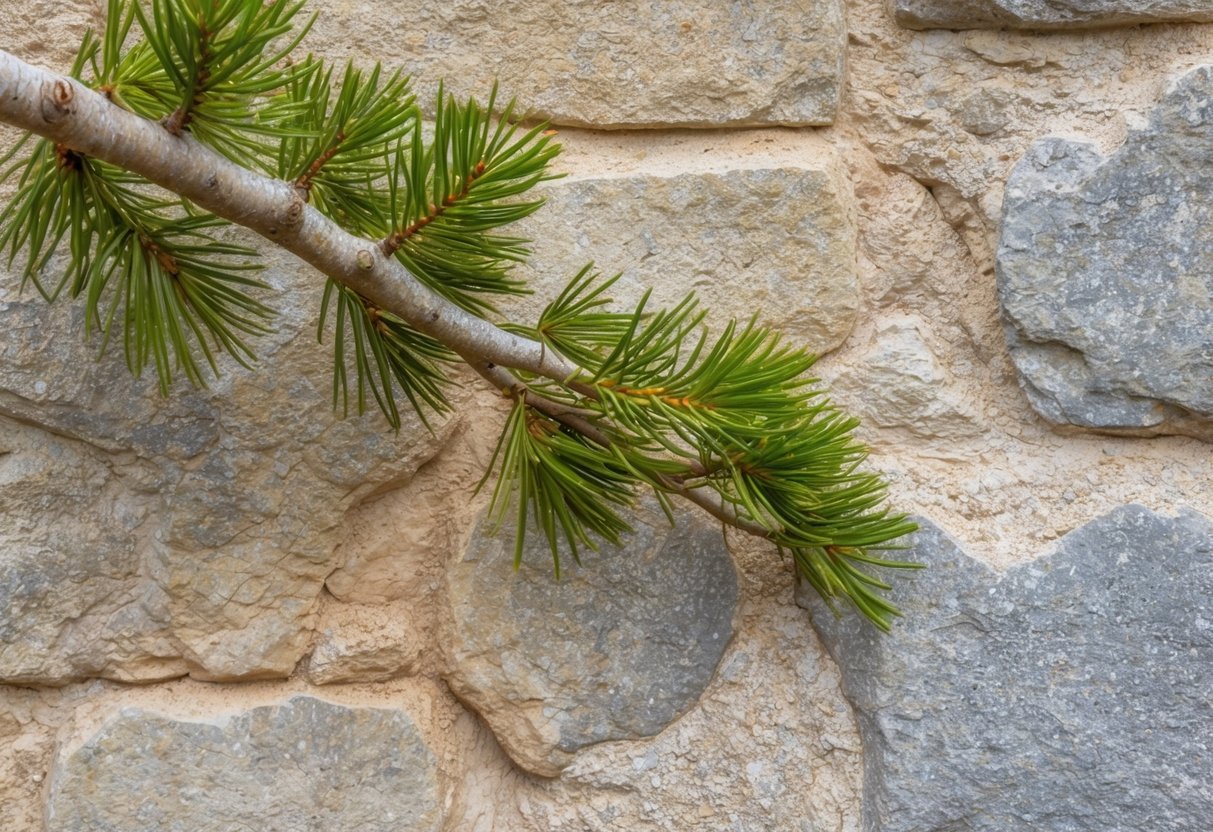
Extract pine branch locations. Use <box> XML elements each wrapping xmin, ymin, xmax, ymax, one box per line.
<box><xmin>0</xmin><ymin>18</ymin><xmax>919</xmax><ymax>629</ymax></box>
<box><xmin>0</xmin><ymin>50</ymin><xmax>578</xmax><ymax>382</ymax></box>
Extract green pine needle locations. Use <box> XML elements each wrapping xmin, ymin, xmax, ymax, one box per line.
<box><xmin>382</xmin><ymin>84</ymin><xmax>562</xmax><ymax>316</ymax></box>
<box><xmin>482</xmin><ymin>399</ymin><xmax>637</xmax><ymax>578</ymax></box>
<box><xmin>318</xmin><ymin>280</ymin><xmax>454</xmax><ymax>431</ymax></box>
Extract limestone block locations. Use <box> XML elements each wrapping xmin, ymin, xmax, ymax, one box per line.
<box><xmin>305</xmin><ymin>603</ymin><xmax>425</xmax><ymax>685</ymax></box>
<box><xmin>829</xmin><ymin>315</ymin><xmax>981</xmax><ymax>441</ymax></box>
<box><xmin>6</xmin><ymin>1</ymin><xmax>97</xmax><ymax>68</ymax></box>
<box><xmin>803</xmin><ymin>506</ymin><xmax>1213</xmax><ymax>832</ymax></box>
<box><xmin>0</xmin><ymin>247</ymin><xmax>454</xmax><ymax>684</ymax></box>
<box><xmin>495</xmin><ymin>595</ymin><xmax>865</xmax><ymax>831</ymax></box>
<box><xmin>894</xmin><ymin>0</ymin><xmax>1213</xmax><ymax>30</ymax></box>
<box><xmin>998</xmin><ymin>66</ymin><xmax>1213</xmax><ymax>439</ymax></box>
<box><xmin>0</xmin><ymin>418</ymin><xmax>175</xmax><ymax>684</ymax></box>
<box><xmin>309</xmin><ymin>0</ymin><xmax>845</xmax><ymax>128</ymax></box>
<box><xmin>443</xmin><ymin>507</ymin><xmax>738</xmax><ymax>777</ymax></box>
<box><xmin>46</xmin><ymin>696</ymin><xmax>443</xmax><ymax>832</ymax></box>
<box><xmin>516</xmin><ymin>163</ymin><xmax>860</xmax><ymax>355</ymax></box>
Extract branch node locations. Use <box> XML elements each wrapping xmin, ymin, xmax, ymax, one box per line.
<box><xmin>283</xmin><ymin>195</ymin><xmax>305</xmax><ymax>231</ymax></box>
<box><xmin>356</xmin><ymin>250</ymin><xmax>375</xmax><ymax>271</ymax></box>
<box><xmin>40</xmin><ymin>79</ymin><xmax>74</xmax><ymax>123</ymax></box>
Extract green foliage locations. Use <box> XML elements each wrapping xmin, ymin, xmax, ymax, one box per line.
<box><xmin>483</xmin><ymin>399</ymin><xmax>636</xmax><ymax>578</ymax></box>
<box><xmin>381</xmin><ymin>84</ymin><xmax>561</xmax><ymax>316</ymax></box>
<box><xmin>319</xmin><ymin>280</ymin><xmax>454</xmax><ymax>431</ymax></box>
<box><xmin>503</xmin><ymin>273</ymin><xmax>920</xmax><ymax>629</ymax></box>
<box><xmin>0</xmin><ymin>0</ymin><xmax>920</xmax><ymax>629</ymax></box>
<box><xmin>133</xmin><ymin>0</ymin><xmax>314</xmax><ymax>161</ymax></box>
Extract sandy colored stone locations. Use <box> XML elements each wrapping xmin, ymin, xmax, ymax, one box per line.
<box><xmin>0</xmin><ymin>246</ymin><xmax>456</xmax><ymax>684</ymax></box>
<box><xmin>46</xmin><ymin>696</ymin><xmax>443</xmax><ymax>832</ymax></box>
<box><xmin>829</xmin><ymin>315</ymin><xmax>981</xmax><ymax>443</ymax></box>
<box><xmin>894</xmin><ymin>0</ymin><xmax>1213</xmax><ymax>30</ymax></box>
<box><xmin>443</xmin><ymin>506</ymin><xmax>738</xmax><ymax>777</ymax></box>
<box><xmin>305</xmin><ymin>602</ymin><xmax>425</xmax><ymax>685</ymax></box>
<box><xmin>307</xmin><ymin>0</ymin><xmax>844</xmax><ymax>128</ymax></box>
<box><xmin>513</xmin><ymin>160</ymin><xmax>860</xmax><ymax>355</ymax></box>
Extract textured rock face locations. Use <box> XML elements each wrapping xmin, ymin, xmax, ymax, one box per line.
<box><xmin>443</xmin><ymin>507</ymin><xmax>738</xmax><ymax>776</ymax></box>
<box><xmin>998</xmin><ymin>66</ymin><xmax>1213</xmax><ymax>439</ymax></box>
<box><xmin>305</xmin><ymin>603</ymin><xmax>424</xmax><ymax>685</ymax></box>
<box><xmin>46</xmin><ymin>696</ymin><xmax>442</xmax><ymax>832</ymax></box>
<box><xmin>894</xmin><ymin>0</ymin><xmax>1213</xmax><ymax>30</ymax></box>
<box><xmin>804</xmin><ymin>506</ymin><xmax>1213</xmax><ymax>832</ymax></box>
<box><xmin>497</xmin><ymin>593</ymin><xmax>866</xmax><ymax>832</ymax></box>
<box><xmin>0</xmin><ymin>251</ymin><xmax>453</xmax><ymax>684</ymax></box>
<box><xmin>829</xmin><ymin>315</ymin><xmax>981</xmax><ymax>442</ymax></box>
<box><xmin>518</xmin><ymin>163</ymin><xmax>860</xmax><ymax>354</ymax></box>
<box><xmin>310</xmin><ymin>0</ymin><xmax>845</xmax><ymax>128</ymax></box>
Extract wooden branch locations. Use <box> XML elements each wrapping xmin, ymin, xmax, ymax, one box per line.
<box><xmin>0</xmin><ymin>49</ymin><xmax>580</xmax><ymax>383</ymax></box>
<box><xmin>0</xmin><ymin>49</ymin><xmax>775</xmax><ymax>546</ymax></box>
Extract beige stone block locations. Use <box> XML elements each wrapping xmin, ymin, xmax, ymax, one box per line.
<box><xmin>513</xmin><ymin>152</ymin><xmax>860</xmax><ymax>355</ymax></box>
<box><xmin>307</xmin><ymin>0</ymin><xmax>845</xmax><ymax>128</ymax></box>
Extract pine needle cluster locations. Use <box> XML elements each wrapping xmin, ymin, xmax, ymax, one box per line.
<box><xmin>0</xmin><ymin>0</ymin><xmax>920</xmax><ymax>629</ymax></box>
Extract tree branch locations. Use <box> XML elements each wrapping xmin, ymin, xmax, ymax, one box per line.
<box><xmin>0</xmin><ymin>49</ymin><xmax>580</xmax><ymax>383</ymax></box>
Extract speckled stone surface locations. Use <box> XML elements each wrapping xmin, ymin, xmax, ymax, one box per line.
<box><xmin>46</xmin><ymin>696</ymin><xmax>442</xmax><ymax>832</ymax></box>
<box><xmin>444</xmin><ymin>505</ymin><xmax>738</xmax><ymax>776</ymax></box>
<box><xmin>998</xmin><ymin>66</ymin><xmax>1213</xmax><ymax>439</ymax></box>
<box><xmin>802</xmin><ymin>506</ymin><xmax>1213</xmax><ymax>832</ymax></box>
<box><xmin>895</xmin><ymin>0</ymin><xmax>1213</xmax><ymax>30</ymax></box>
<box><xmin>309</xmin><ymin>0</ymin><xmax>845</xmax><ymax>127</ymax></box>
<box><xmin>517</xmin><ymin>165</ymin><xmax>860</xmax><ymax>355</ymax></box>
<box><xmin>0</xmin><ymin>249</ymin><xmax>453</xmax><ymax>683</ymax></box>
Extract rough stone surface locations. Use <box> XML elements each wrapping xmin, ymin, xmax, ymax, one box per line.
<box><xmin>46</xmin><ymin>696</ymin><xmax>442</xmax><ymax>832</ymax></box>
<box><xmin>998</xmin><ymin>66</ymin><xmax>1213</xmax><ymax>439</ymax></box>
<box><xmin>482</xmin><ymin>586</ymin><xmax>866</xmax><ymax>832</ymax></box>
<box><xmin>310</xmin><ymin>0</ymin><xmax>844</xmax><ymax>128</ymax></box>
<box><xmin>443</xmin><ymin>506</ymin><xmax>738</xmax><ymax>776</ymax></box>
<box><xmin>803</xmin><ymin>506</ymin><xmax>1213</xmax><ymax>832</ymax></box>
<box><xmin>0</xmin><ymin>249</ymin><xmax>455</xmax><ymax>684</ymax></box>
<box><xmin>894</xmin><ymin>0</ymin><xmax>1213</xmax><ymax>30</ymax></box>
<box><xmin>829</xmin><ymin>315</ymin><xmax>981</xmax><ymax>442</ymax></box>
<box><xmin>516</xmin><ymin>163</ymin><xmax>860</xmax><ymax>354</ymax></box>
<box><xmin>305</xmin><ymin>603</ymin><xmax>425</xmax><ymax>685</ymax></box>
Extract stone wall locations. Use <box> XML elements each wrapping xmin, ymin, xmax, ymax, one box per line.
<box><xmin>2</xmin><ymin>1</ymin><xmax>1212</xmax><ymax>829</ymax></box>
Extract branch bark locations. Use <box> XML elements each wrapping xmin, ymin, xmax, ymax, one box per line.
<box><xmin>0</xmin><ymin>49</ymin><xmax>580</xmax><ymax>383</ymax></box>
<box><xmin>0</xmin><ymin>49</ymin><xmax>774</xmax><ymax>546</ymax></box>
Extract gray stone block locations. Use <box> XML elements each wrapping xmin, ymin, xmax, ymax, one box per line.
<box><xmin>803</xmin><ymin>506</ymin><xmax>1213</xmax><ymax>832</ymax></box>
<box><xmin>895</xmin><ymin>0</ymin><xmax>1213</xmax><ymax>31</ymax></box>
<box><xmin>443</xmin><ymin>505</ymin><xmax>738</xmax><ymax>776</ymax></box>
<box><xmin>0</xmin><ymin>249</ymin><xmax>453</xmax><ymax>683</ymax></box>
<box><xmin>998</xmin><ymin>66</ymin><xmax>1213</xmax><ymax>439</ymax></box>
<box><xmin>46</xmin><ymin>696</ymin><xmax>442</xmax><ymax>832</ymax></box>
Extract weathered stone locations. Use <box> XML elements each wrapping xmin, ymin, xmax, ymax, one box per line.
<box><xmin>829</xmin><ymin>315</ymin><xmax>981</xmax><ymax>442</ymax></box>
<box><xmin>802</xmin><ymin>506</ymin><xmax>1213</xmax><ymax>832</ymax></box>
<box><xmin>6</xmin><ymin>1</ymin><xmax>97</xmax><ymax>68</ymax></box>
<box><xmin>443</xmin><ymin>506</ymin><xmax>738</xmax><ymax>776</ymax></box>
<box><xmin>894</xmin><ymin>0</ymin><xmax>1213</xmax><ymax>30</ymax></box>
<box><xmin>487</xmin><ymin>592</ymin><xmax>866</xmax><ymax>832</ymax></box>
<box><xmin>998</xmin><ymin>66</ymin><xmax>1213</xmax><ymax>439</ymax></box>
<box><xmin>309</xmin><ymin>1</ymin><xmax>845</xmax><ymax>128</ymax></box>
<box><xmin>305</xmin><ymin>603</ymin><xmax>425</xmax><ymax>685</ymax></box>
<box><xmin>46</xmin><ymin>696</ymin><xmax>442</xmax><ymax>832</ymax></box>
<box><xmin>0</xmin><ymin>418</ymin><xmax>176</xmax><ymax>684</ymax></box>
<box><xmin>516</xmin><ymin>163</ymin><xmax>860</xmax><ymax>354</ymax></box>
<box><xmin>0</xmin><ymin>246</ymin><xmax>455</xmax><ymax>684</ymax></box>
